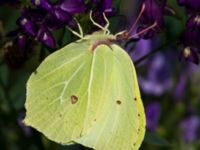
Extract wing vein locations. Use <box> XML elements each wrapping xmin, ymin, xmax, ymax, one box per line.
<box><xmin>60</xmin><ymin>62</ymin><xmax>86</xmax><ymax>103</ymax></box>
<box><xmin>83</xmin><ymin>51</ymin><xmax>96</xmax><ymax>130</ymax></box>
<box><xmin>31</xmin><ymin>52</ymin><xmax>85</xmax><ymax>84</ymax></box>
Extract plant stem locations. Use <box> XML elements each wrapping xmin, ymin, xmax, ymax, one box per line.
<box><xmin>58</xmin><ymin>27</ymin><xmax>66</xmax><ymax>47</ymax></box>
<box><xmin>0</xmin><ymin>60</ymin><xmax>3</xmax><ymax>66</ymax></box>
<box><xmin>0</xmin><ymin>72</ymin><xmax>16</xmax><ymax>113</ymax></box>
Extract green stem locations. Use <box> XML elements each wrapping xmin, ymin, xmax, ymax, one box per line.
<box><xmin>0</xmin><ymin>60</ymin><xmax>3</xmax><ymax>66</ymax></box>
<box><xmin>58</xmin><ymin>27</ymin><xmax>66</xmax><ymax>47</ymax></box>
<box><xmin>0</xmin><ymin>73</ymin><xmax>16</xmax><ymax>113</ymax></box>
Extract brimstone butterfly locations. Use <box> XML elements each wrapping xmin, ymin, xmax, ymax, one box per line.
<box><xmin>24</xmin><ymin>13</ymin><xmax>146</xmax><ymax>150</ymax></box>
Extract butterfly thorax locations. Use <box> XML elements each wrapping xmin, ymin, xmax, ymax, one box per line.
<box><xmin>83</xmin><ymin>31</ymin><xmax>116</xmax><ymax>51</ymax></box>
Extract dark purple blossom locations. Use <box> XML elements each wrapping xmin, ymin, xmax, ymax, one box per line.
<box><xmin>48</xmin><ymin>7</ymin><xmax>74</xmax><ymax>30</ymax></box>
<box><xmin>31</xmin><ymin>0</ymin><xmax>52</xmax><ymax>11</ymax></box>
<box><xmin>179</xmin><ymin>15</ymin><xmax>200</xmax><ymax>64</ymax></box>
<box><xmin>4</xmin><ymin>33</ymin><xmax>35</xmax><ymax>69</ymax></box>
<box><xmin>177</xmin><ymin>0</ymin><xmax>200</xmax><ymax>12</ymax></box>
<box><xmin>184</xmin><ymin>15</ymin><xmax>200</xmax><ymax>48</ymax></box>
<box><xmin>59</xmin><ymin>0</ymin><xmax>85</xmax><ymax>14</ymax></box>
<box><xmin>36</xmin><ymin>26</ymin><xmax>56</xmax><ymax>49</ymax></box>
<box><xmin>16</xmin><ymin>0</ymin><xmax>87</xmax><ymax>48</ymax></box>
<box><xmin>95</xmin><ymin>0</ymin><xmax>112</xmax><ymax>12</ymax></box>
<box><xmin>141</xmin><ymin>0</ymin><xmax>164</xmax><ymax>27</ymax></box>
<box><xmin>177</xmin><ymin>1</ymin><xmax>200</xmax><ymax>64</ymax></box>
<box><xmin>137</xmin><ymin>0</ymin><xmax>167</xmax><ymax>39</ymax></box>
<box><xmin>17</xmin><ymin>16</ymin><xmax>38</xmax><ymax>37</ymax></box>
<box><xmin>48</xmin><ymin>0</ymin><xmax>85</xmax><ymax>29</ymax></box>
<box><xmin>145</xmin><ymin>102</ymin><xmax>161</xmax><ymax>131</ymax></box>
<box><xmin>179</xmin><ymin>47</ymin><xmax>200</xmax><ymax>64</ymax></box>
<box><xmin>90</xmin><ymin>0</ymin><xmax>115</xmax><ymax>25</ymax></box>
<box><xmin>180</xmin><ymin>116</ymin><xmax>200</xmax><ymax>143</ymax></box>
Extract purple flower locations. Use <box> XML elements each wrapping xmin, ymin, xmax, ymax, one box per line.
<box><xmin>139</xmin><ymin>53</ymin><xmax>173</xmax><ymax>96</ymax></box>
<box><xmin>90</xmin><ymin>0</ymin><xmax>115</xmax><ymax>25</ymax></box>
<box><xmin>17</xmin><ymin>34</ymin><xmax>27</xmax><ymax>49</ymax></box>
<box><xmin>4</xmin><ymin>33</ymin><xmax>35</xmax><ymax>69</ymax></box>
<box><xmin>145</xmin><ymin>102</ymin><xmax>161</xmax><ymax>131</ymax></box>
<box><xmin>137</xmin><ymin>0</ymin><xmax>167</xmax><ymax>39</ymax></box>
<box><xmin>15</xmin><ymin>0</ymin><xmax>87</xmax><ymax>48</ymax></box>
<box><xmin>174</xmin><ymin>74</ymin><xmax>187</xmax><ymax>101</ymax></box>
<box><xmin>180</xmin><ymin>116</ymin><xmax>200</xmax><ymax>143</ymax></box>
<box><xmin>179</xmin><ymin>47</ymin><xmax>200</xmax><ymax>64</ymax></box>
<box><xmin>47</xmin><ymin>7</ymin><xmax>74</xmax><ymax>30</ymax></box>
<box><xmin>179</xmin><ymin>15</ymin><xmax>200</xmax><ymax>64</ymax></box>
<box><xmin>182</xmin><ymin>15</ymin><xmax>200</xmax><ymax>47</ymax></box>
<box><xmin>128</xmin><ymin>39</ymin><xmax>152</xmax><ymax>65</ymax></box>
<box><xmin>17</xmin><ymin>16</ymin><xmax>37</xmax><ymax>36</ymax></box>
<box><xmin>184</xmin><ymin>15</ymin><xmax>200</xmax><ymax>48</ymax></box>
<box><xmin>59</xmin><ymin>0</ymin><xmax>85</xmax><ymax>14</ymax></box>
<box><xmin>128</xmin><ymin>38</ymin><xmax>173</xmax><ymax>95</ymax></box>
<box><xmin>177</xmin><ymin>0</ymin><xmax>200</xmax><ymax>12</ymax></box>
<box><xmin>32</xmin><ymin>0</ymin><xmax>52</xmax><ymax>11</ymax></box>
<box><xmin>94</xmin><ymin>0</ymin><xmax>113</xmax><ymax>12</ymax></box>
<box><xmin>16</xmin><ymin>9</ymin><xmax>58</xmax><ymax>48</ymax></box>
<box><xmin>36</xmin><ymin>26</ymin><xmax>56</xmax><ymax>49</ymax></box>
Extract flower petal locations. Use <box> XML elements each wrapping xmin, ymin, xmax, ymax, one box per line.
<box><xmin>31</xmin><ymin>0</ymin><xmax>52</xmax><ymax>11</ymax></box>
<box><xmin>17</xmin><ymin>16</ymin><xmax>37</xmax><ymax>36</ymax></box>
<box><xmin>179</xmin><ymin>47</ymin><xmax>199</xmax><ymax>64</ymax></box>
<box><xmin>36</xmin><ymin>27</ymin><xmax>56</xmax><ymax>48</ymax></box>
<box><xmin>59</xmin><ymin>0</ymin><xmax>85</xmax><ymax>14</ymax></box>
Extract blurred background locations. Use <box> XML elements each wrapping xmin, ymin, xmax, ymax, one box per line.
<box><xmin>1</xmin><ymin>0</ymin><xmax>200</xmax><ymax>150</ymax></box>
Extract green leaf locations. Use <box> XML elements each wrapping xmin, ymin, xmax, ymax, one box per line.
<box><xmin>24</xmin><ymin>31</ymin><xmax>146</xmax><ymax>150</ymax></box>
<box><xmin>144</xmin><ymin>132</ymin><xmax>170</xmax><ymax>147</ymax></box>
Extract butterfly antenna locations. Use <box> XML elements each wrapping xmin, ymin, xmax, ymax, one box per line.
<box><xmin>74</xmin><ymin>18</ymin><xmax>84</xmax><ymax>37</ymax></box>
<box><xmin>90</xmin><ymin>11</ymin><xmax>110</xmax><ymax>34</ymax></box>
<box><xmin>66</xmin><ymin>27</ymin><xmax>83</xmax><ymax>39</ymax></box>
<box><xmin>66</xmin><ymin>19</ymin><xmax>84</xmax><ymax>39</ymax></box>
<box><xmin>103</xmin><ymin>13</ymin><xmax>110</xmax><ymax>34</ymax></box>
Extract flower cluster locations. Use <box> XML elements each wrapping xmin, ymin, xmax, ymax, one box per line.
<box><xmin>132</xmin><ymin>0</ymin><xmax>200</xmax><ymax>65</ymax></box>
<box><xmin>3</xmin><ymin>32</ymin><xmax>36</xmax><ymax>69</ymax></box>
<box><xmin>15</xmin><ymin>0</ymin><xmax>114</xmax><ymax>49</ymax></box>
<box><xmin>118</xmin><ymin>0</ymin><xmax>170</xmax><ymax>42</ymax></box>
<box><xmin>17</xmin><ymin>0</ymin><xmax>86</xmax><ymax>48</ymax></box>
<box><xmin>178</xmin><ymin>0</ymin><xmax>200</xmax><ymax>64</ymax></box>
<box><xmin>178</xmin><ymin>0</ymin><xmax>200</xmax><ymax>12</ymax></box>
<box><xmin>136</xmin><ymin>0</ymin><xmax>168</xmax><ymax>39</ymax></box>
